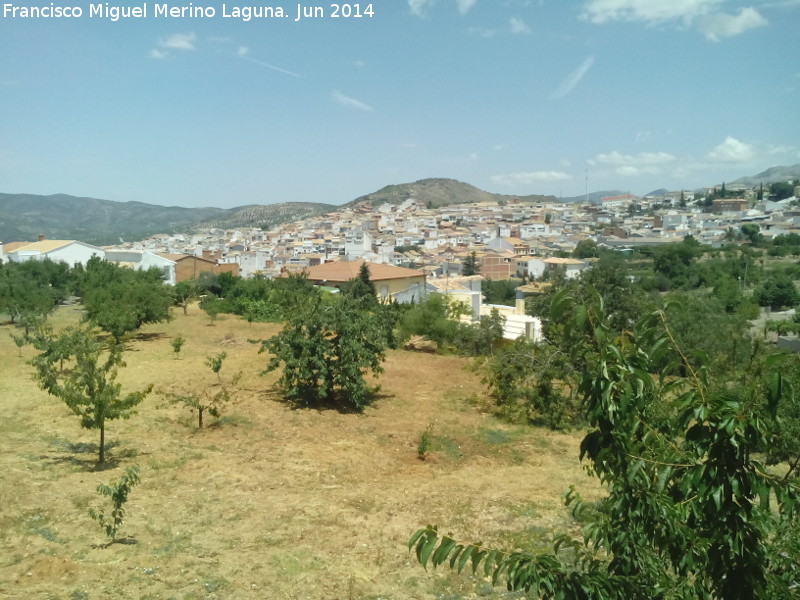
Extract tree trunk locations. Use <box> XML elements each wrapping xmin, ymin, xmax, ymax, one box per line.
<box><xmin>198</xmin><ymin>407</ymin><xmax>204</xmax><ymax>428</ymax></box>
<box><xmin>99</xmin><ymin>424</ymin><xmax>105</xmax><ymax>463</ymax></box>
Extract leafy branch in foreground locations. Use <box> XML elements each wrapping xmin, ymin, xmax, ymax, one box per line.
<box><xmin>407</xmin><ymin>290</ymin><xmax>800</xmax><ymax>599</ymax></box>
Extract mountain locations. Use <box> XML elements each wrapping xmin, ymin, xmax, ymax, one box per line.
<box><xmin>731</xmin><ymin>164</ymin><xmax>800</xmax><ymax>187</ymax></box>
<box><xmin>0</xmin><ymin>193</ymin><xmax>335</xmax><ymax>246</ymax></box>
<box><xmin>345</xmin><ymin>178</ymin><xmax>557</xmax><ymax>209</ymax></box>
<box><xmin>558</xmin><ymin>190</ymin><xmax>627</xmax><ymax>204</ymax></box>
<box><xmin>197</xmin><ymin>202</ymin><xmax>336</xmax><ymax>230</ymax></box>
<box><xmin>0</xmin><ymin>193</ymin><xmax>228</xmax><ymax>245</ymax></box>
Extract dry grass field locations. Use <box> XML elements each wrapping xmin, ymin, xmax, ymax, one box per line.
<box><xmin>0</xmin><ymin>304</ymin><xmax>601</xmax><ymax>600</ymax></box>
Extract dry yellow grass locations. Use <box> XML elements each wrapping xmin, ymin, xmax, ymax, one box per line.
<box><xmin>0</xmin><ymin>304</ymin><xmax>601</xmax><ymax>599</ymax></box>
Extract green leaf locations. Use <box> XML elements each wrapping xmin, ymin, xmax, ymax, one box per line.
<box><xmin>408</xmin><ymin>528</ymin><xmax>426</xmax><ymax>550</ymax></box>
<box><xmin>417</xmin><ymin>529</ymin><xmax>439</xmax><ymax>568</ymax></box>
<box><xmin>431</xmin><ymin>535</ymin><xmax>457</xmax><ymax>568</ymax></box>
<box><xmin>456</xmin><ymin>545</ymin><xmax>474</xmax><ymax>573</ymax></box>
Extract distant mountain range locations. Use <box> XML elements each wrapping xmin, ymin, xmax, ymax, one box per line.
<box><xmin>0</xmin><ymin>194</ymin><xmax>334</xmax><ymax>246</ymax></box>
<box><xmin>2</xmin><ymin>165</ymin><xmax>797</xmax><ymax>245</ymax></box>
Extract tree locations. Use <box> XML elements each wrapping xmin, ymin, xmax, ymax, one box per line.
<box><xmin>171</xmin><ymin>335</ymin><xmax>185</xmax><ymax>359</ymax></box>
<box><xmin>463</xmin><ymin>251</ymin><xmax>480</xmax><ymax>276</ymax></box>
<box><xmin>173</xmin><ymin>280</ymin><xmax>203</xmax><ymax>316</ymax></box>
<box><xmin>480</xmin><ymin>336</ymin><xmax>578</xmax><ymax>429</ymax></box>
<box><xmin>30</xmin><ymin>327</ymin><xmax>151</xmax><ymax>463</ymax></box>
<box><xmin>341</xmin><ymin>263</ymin><xmax>378</xmax><ymax>304</ymax></box>
<box><xmin>205</xmin><ymin>351</ymin><xmax>227</xmax><ymax>383</ymax></box>
<box><xmin>755</xmin><ymin>273</ymin><xmax>800</xmax><ymax>310</ymax></box>
<box><xmin>406</xmin><ymin>291</ymin><xmax>800</xmax><ymax>598</ymax></box>
<box><xmin>200</xmin><ymin>294</ymin><xmax>223</xmax><ymax>324</ymax></box>
<box><xmin>0</xmin><ymin>260</ymin><xmax>61</xmax><ymax>324</ymax></box>
<box><xmin>162</xmin><ymin>351</ymin><xmax>240</xmax><ymax>428</ymax></box>
<box><xmin>573</xmin><ymin>239</ymin><xmax>598</xmax><ymax>259</ymax></box>
<box><xmin>256</xmin><ymin>295</ymin><xmax>388</xmax><ymax>411</ymax></box>
<box><xmin>88</xmin><ymin>465</ymin><xmax>140</xmax><ymax>541</ymax></box>
<box><xmin>741</xmin><ymin>223</ymin><xmax>764</xmax><ymax>246</ymax></box>
<box><xmin>770</xmin><ymin>181</ymin><xmax>795</xmax><ymax>201</ymax></box>
<box><xmin>80</xmin><ymin>258</ymin><xmax>173</xmax><ymax>342</ymax></box>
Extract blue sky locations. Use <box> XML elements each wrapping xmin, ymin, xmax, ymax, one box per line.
<box><xmin>1</xmin><ymin>0</ymin><xmax>799</xmax><ymax>208</ymax></box>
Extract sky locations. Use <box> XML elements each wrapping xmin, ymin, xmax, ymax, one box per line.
<box><xmin>1</xmin><ymin>0</ymin><xmax>799</xmax><ymax>209</ymax></box>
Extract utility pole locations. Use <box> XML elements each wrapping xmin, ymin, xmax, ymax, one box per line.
<box><xmin>585</xmin><ymin>168</ymin><xmax>589</xmax><ymax>205</ymax></box>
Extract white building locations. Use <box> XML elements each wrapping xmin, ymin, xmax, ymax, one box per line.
<box><xmin>7</xmin><ymin>239</ymin><xmax>105</xmax><ymax>267</ymax></box>
<box><xmin>105</xmin><ymin>250</ymin><xmax>177</xmax><ymax>285</ymax></box>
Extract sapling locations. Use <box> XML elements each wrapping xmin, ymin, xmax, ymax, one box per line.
<box><xmin>164</xmin><ymin>351</ymin><xmax>240</xmax><ymax>427</ymax></box>
<box><xmin>171</xmin><ymin>335</ymin><xmax>185</xmax><ymax>359</ymax></box>
<box><xmin>88</xmin><ymin>465</ymin><xmax>140</xmax><ymax>542</ymax></box>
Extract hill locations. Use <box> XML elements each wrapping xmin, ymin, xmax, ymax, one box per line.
<box><xmin>0</xmin><ymin>194</ymin><xmax>334</xmax><ymax>246</ymax></box>
<box><xmin>346</xmin><ymin>178</ymin><xmax>557</xmax><ymax>209</ymax></box>
<box><xmin>197</xmin><ymin>202</ymin><xmax>336</xmax><ymax>230</ymax></box>
<box><xmin>558</xmin><ymin>190</ymin><xmax>627</xmax><ymax>204</ymax></box>
<box><xmin>0</xmin><ymin>193</ymin><xmax>227</xmax><ymax>246</ymax></box>
<box><xmin>731</xmin><ymin>164</ymin><xmax>800</xmax><ymax>187</ymax></box>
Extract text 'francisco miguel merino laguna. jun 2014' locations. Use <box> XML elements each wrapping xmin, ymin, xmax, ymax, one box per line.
<box><xmin>2</xmin><ymin>2</ymin><xmax>376</xmax><ymax>22</ymax></box>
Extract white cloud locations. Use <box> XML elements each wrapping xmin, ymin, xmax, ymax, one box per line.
<box><xmin>593</xmin><ymin>150</ymin><xmax>677</xmax><ymax>166</ymax></box>
<box><xmin>509</xmin><ymin>17</ymin><xmax>532</xmax><ymax>34</ymax></box>
<box><xmin>767</xmin><ymin>143</ymin><xmax>795</xmax><ymax>155</ymax></box>
<box><xmin>491</xmin><ymin>171</ymin><xmax>572</xmax><ymax>186</ymax></box>
<box><xmin>617</xmin><ymin>166</ymin><xmax>641</xmax><ymax>177</ymax></box>
<box><xmin>456</xmin><ymin>0</ymin><xmax>477</xmax><ymax>14</ymax></box>
<box><xmin>408</xmin><ymin>0</ymin><xmax>478</xmax><ymax>16</ymax></box>
<box><xmin>634</xmin><ymin>130</ymin><xmax>651</xmax><ymax>143</ymax></box>
<box><xmin>581</xmin><ymin>0</ymin><xmax>768</xmax><ymax>40</ymax></box>
<box><xmin>708</xmin><ymin>136</ymin><xmax>755</xmax><ymax>162</ymax></box>
<box><xmin>353</xmin><ymin>59</ymin><xmax>366</xmax><ymax>68</ymax></box>
<box><xmin>237</xmin><ymin>46</ymin><xmax>249</xmax><ymax>57</ymax></box>
<box><xmin>580</xmin><ymin>0</ymin><xmax>721</xmax><ymax>25</ymax></box>
<box><xmin>408</xmin><ymin>0</ymin><xmax>435</xmax><ymax>16</ymax></box>
<box><xmin>551</xmin><ymin>56</ymin><xmax>595</xmax><ymax>99</ymax></box>
<box><xmin>699</xmin><ymin>7</ymin><xmax>767</xmax><ymax>41</ymax></box>
<box><xmin>158</xmin><ymin>32</ymin><xmax>197</xmax><ymax>51</ymax></box>
<box><xmin>149</xmin><ymin>48</ymin><xmax>169</xmax><ymax>60</ymax></box>
<box><xmin>332</xmin><ymin>90</ymin><xmax>373</xmax><ymax>112</ymax></box>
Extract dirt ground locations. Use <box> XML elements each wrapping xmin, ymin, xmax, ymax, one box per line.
<box><xmin>0</xmin><ymin>304</ymin><xmax>601</xmax><ymax>600</ymax></box>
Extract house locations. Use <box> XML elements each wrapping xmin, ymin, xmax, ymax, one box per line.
<box><xmin>712</xmin><ymin>199</ymin><xmax>749</xmax><ymax>212</ymax></box>
<box><xmin>158</xmin><ymin>253</ymin><xmax>240</xmax><ymax>283</ymax></box>
<box><xmin>6</xmin><ymin>238</ymin><xmax>105</xmax><ymax>266</ymax></box>
<box><xmin>479</xmin><ymin>251</ymin><xmax>516</xmax><ymax>280</ymax></box>
<box><xmin>303</xmin><ymin>259</ymin><xmax>426</xmax><ymax>302</ymax></box>
<box><xmin>105</xmin><ymin>250</ymin><xmax>177</xmax><ymax>285</ymax></box>
<box><xmin>528</xmin><ymin>257</ymin><xmax>588</xmax><ymax>280</ymax></box>
<box><xmin>486</xmin><ymin>236</ymin><xmax>531</xmax><ymax>255</ymax></box>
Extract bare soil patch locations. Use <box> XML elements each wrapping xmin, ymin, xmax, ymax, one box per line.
<box><xmin>0</xmin><ymin>304</ymin><xmax>600</xmax><ymax>599</ymax></box>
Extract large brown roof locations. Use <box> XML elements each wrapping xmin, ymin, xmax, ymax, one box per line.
<box><xmin>304</xmin><ymin>259</ymin><xmax>425</xmax><ymax>283</ymax></box>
